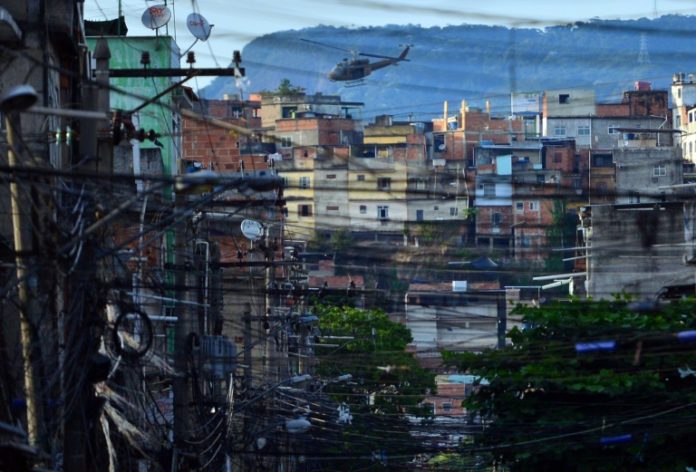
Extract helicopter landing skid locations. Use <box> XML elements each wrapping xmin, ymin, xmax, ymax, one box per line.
<box><xmin>343</xmin><ymin>79</ymin><xmax>365</xmax><ymax>88</ymax></box>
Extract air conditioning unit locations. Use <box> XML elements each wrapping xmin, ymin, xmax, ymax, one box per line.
<box><xmin>452</xmin><ymin>280</ymin><xmax>468</xmax><ymax>292</ymax></box>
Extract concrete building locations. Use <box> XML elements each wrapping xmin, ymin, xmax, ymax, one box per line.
<box><xmin>613</xmin><ymin>147</ymin><xmax>682</xmax><ymax>204</ymax></box>
<box><xmin>362</xmin><ymin>115</ymin><xmax>428</xmax><ymax>162</ymax></box>
<box><xmin>276</xmin><ymin>146</ymin><xmax>351</xmax><ymax>240</ymax></box>
<box><xmin>404</xmin><ymin>282</ymin><xmax>525</xmax><ymax>355</ymax></box>
<box><xmin>583</xmin><ymin>202</ymin><xmax>694</xmax><ymax>300</ymax></box>
<box><xmin>273</xmin><ymin>110</ymin><xmax>467</xmax><ymax>241</ymax></box>
<box><xmin>431</xmin><ymin>100</ymin><xmax>525</xmax><ymax>168</ymax></box>
<box><xmin>87</xmin><ymin>36</ymin><xmax>183</xmax><ymax>180</ymax></box>
<box><xmin>543</xmin><ymin>85</ymin><xmax>670</xmax><ymax>150</ymax></box>
<box><xmin>671</xmin><ymin>73</ymin><xmax>696</xmax><ymax>162</ymax></box>
<box><xmin>542</xmin><ymin>88</ymin><xmax>596</xmax><ymax>137</ymax></box>
<box><xmin>256</xmin><ymin>92</ymin><xmax>363</xmax><ymax>129</ymax></box>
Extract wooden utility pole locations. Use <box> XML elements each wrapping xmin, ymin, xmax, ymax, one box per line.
<box><xmin>4</xmin><ymin>109</ymin><xmax>40</xmax><ymax>448</ymax></box>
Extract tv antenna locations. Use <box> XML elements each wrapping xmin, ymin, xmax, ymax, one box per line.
<box><xmin>141</xmin><ymin>4</ymin><xmax>172</xmax><ymax>33</ymax></box>
<box><xmin>181</xmin><ymin>12</ymin><xmax>214</xmax><ymax>57</ymax></box>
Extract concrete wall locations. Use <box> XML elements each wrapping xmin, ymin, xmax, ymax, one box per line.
<box><xmin>587</xmin><ymin>202</ymin><xmax>693</xmax><ymax>299</ymax></box>
<box><xmin>613</xmin><ymin>147</ymin><xmax>682</xmax><ymax>204</ymax></box>
<box><xmin>542</xmin><ymin>88</ymin><xmax>596</xmax><ymax>133</ymax></box>
<box><xmin>543</xmin><ymin>117</ymin><xmax>592</xmax><ymax>147</ymax></box>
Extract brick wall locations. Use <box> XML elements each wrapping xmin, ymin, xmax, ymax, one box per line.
<box><xmin>183</xmin><ymin>99</ymin><xmax>268</xmax><ymax>173</ymax></box>
<box><xmin>596</xmin><ymin>103</ymin><xmax>630</xmax><ymax>117</ymax></box>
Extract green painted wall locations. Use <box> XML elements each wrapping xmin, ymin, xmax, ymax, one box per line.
<box><xmin>86</xmin><ymin>36</ymin><xmax>181</xmax><ymax>179</ymax></box>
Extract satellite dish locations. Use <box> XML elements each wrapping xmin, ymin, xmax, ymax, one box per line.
<box><xmin>241</xmin><ymin>219</ymin><xmax>265</xmax><ymax>241</ymax></box>
<box><xmin>141</xmin><ymin>4</ymin><xmax>171</xmax><ymax>30</ymax></box>
<box><xmin>186</xmin><ymin>13</ymin><xmax>213</xmax><ymax>41</ymax></box>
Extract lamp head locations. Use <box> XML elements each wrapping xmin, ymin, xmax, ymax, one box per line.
<box><xmin>0</xmin><ymin>84</ymin><xmax>38</xmax><ymax>113</ymax></box>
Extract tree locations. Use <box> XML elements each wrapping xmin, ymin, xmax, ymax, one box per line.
<box><xmin>443</xmin><ymin>298</ymin><xmax>696</xmax><ymax>471</ymax></box>
<box><xmin>312</xmin><ymin>304</ymin><xmax>436</xmax><ymax>470</ymax></box>
<box><xmin>262</xmin><ymin>78</ymin><xmax>305</xmax><ymax>97</ymax></box>
<box><xmin>544</xmin><ymin>199</ymin><xmax>578</xmax><ymax>272</ymax></box>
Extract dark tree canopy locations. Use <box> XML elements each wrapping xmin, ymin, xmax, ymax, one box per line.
<box><xmin>444</xmin><ymin>298</ymin><xmax>696</xmax><ymax>471</ymax></box>
<box><xmin>312</xmin><ymin>304</ymin><xmax>436</xmax><ymax>470</ymax></box>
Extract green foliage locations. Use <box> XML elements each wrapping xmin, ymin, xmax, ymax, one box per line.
<box><xmin>261</xmin><ymin>78</ymin><xmax>305</xmax><ymax>97</ymax></box>
<box><xmin>329</xmin><ymin>229</ymin><xmax>353</xmax><ymax>254</ymax></box>
<box><xmin>443</xmin><ymin>299</ymin><xmax>696</xmax><ymax>471</ymax></box>
<box><xmin>313</xmin><ymin>304</ymin><xmax>436</xmax><ymax>470</ymax></box>
<box><xmin>272</xmin><ymin>79</ymin><xmax>305</xmax><ymax>96</ymax></box>
<box><xmin>544</xmin><ymin>200</ymin><xmax>578</xmax><ymax>272</ymax></box>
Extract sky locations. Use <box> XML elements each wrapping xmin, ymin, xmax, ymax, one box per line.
<box><xmin>85</xmin><ymin>0</ymin><xmax>696</xmax><ymax>88</ymax></box>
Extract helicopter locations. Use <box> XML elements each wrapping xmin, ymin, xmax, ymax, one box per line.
<box><xmin>301</xmin><ymin>38</ymin><xmax>410</xmax><ymax>85</ymax></box>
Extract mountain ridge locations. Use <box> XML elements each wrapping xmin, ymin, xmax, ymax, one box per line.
<box><xmin>202</xmin><ymin>15</ymin><xmax>696</xmax><ymax>119</ymax></box>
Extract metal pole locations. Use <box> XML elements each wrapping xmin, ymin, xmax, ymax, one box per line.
<box><xmin>5</xmin><ymin>113</ymin><xmax>40</xmax><ymax>447</ymax></box>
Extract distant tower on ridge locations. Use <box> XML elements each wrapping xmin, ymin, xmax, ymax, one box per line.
<box><xmin>638</xmin><ymin>33</ymin><xmax>650</xmax><ymax>65</ymax></box>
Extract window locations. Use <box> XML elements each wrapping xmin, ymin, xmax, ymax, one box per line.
<box><xmin>326</xmin><ymin>205</ymin><xmax>339</xmax><ymax>211</ymax></box>
<box><xmin>298</xmin><ymin>204</ymin><xmax>312</xmax><ymax>217</ymax></box>
<box><xmin>653</xmin><ymin>165</ymin><xmax>666</xmax><ymax>177</ymax></box>
<box><xmin>491</xmin><ymin>213</ymin><xmax>502</xmax><ymax>226</ymax></box>
<box><xmin>299</xmin><ymin>176</ymin><xmax>311</xmax><ymax>189</ymax></box>
<box><xmin>592</xmin><ymin>154</ymin><xmax>613</xmax><ymax>167</ymax></box>
<box><xmin>528</xmin><ymin>201</ymin><xmax>539</xmax><ymax>211</ymax></box>
<box><xmin>559</xmin><ymin>94</ymin><xmax>570</xmax><ymax>104</ymax></box>
<box><xmin>676</xmin><ymin>115</ymin><xmax>682</xmax><ymax>128</ymax></box>
<box><xmin>280</xmin><ymin>137</ymin><xmax>292</xmax><ymax>147</ymax></box>
<box><xmin>356</xmin><ymin>174</ymin><xmax>365</xmax><ymax>181</ymax></box>
<box><xmin>515</xmin><ymin>202</ymin><xmax>524</xmax><ymax>213</ymax></box>
<box><xmin>281</xmin><ymin>106</ymin><xmax>297</xmax><ymax>119</ymax></box>
<box><xmin>608</xmin><ymin>126</ymin><xmax>621</xmax><ymax>135</ymax></box>
<box><xmin>434</xmin><ymin>206</ymin><xmax>439</xmax><ymax>211</ymax></box>
<box><xmin>326</xmin><ymin>174</ymin><xmax>336</xmax><ymax>179</ymax></box>
<box><xmin>553</xmin><ymin>124</ymin><xmax>566</xmax><ymax>136</ymax></box>
<box><xmin>577</xmin><ymin>124</ymin><xmax>590</xmax><ymax>136</ymax></box>
<box><xmin>359</xmin><ymin>205</ymin><xmax>367</xmax><ymax>214</ymax></box>
<box><xmin>378</xmin><ymin>206</ymin><xmax>389</xmax><ymax>220</ymax></box>
<box><xmin>483</xmin><ymin>183</ymin><xmax>495</xmax><ymax>197</ymax></box>
<box><xmin>416</xmin><ymin>209</ymin><xmax>424</xmax><ymax>221</ymax></box>
<box><xmin>442</xmin><ymin>402</ymin><xmax>453</xmax><ymax>413</ymax></box>
<box><xmin>553</xmin><ymin>152</ymin><xmax>562</xmax><ymax>163</ymax></box>
<box><xmin>377</xmin><ymin>177</ymin><xmax>391</xmax><ymax>190</ymax></box>
<box><xmin>450</xmin><ymin>207</ymin><xmax>458</xmax><ymax>216</ymax></box>
<box><xmin>536</xmin><ymin>174</ymin><xmax>545</xmax><ymax>185</ymax></box>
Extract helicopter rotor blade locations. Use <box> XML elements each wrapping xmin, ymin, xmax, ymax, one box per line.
<box><xmin>300</xmin><ymin>38</ymin><xmax>354</xmax><ymax>54</ymax></box>
<box><xmin>359</xmin><ymin>52</ymin><xmax>410</xmax><ymax>61</ymax></box>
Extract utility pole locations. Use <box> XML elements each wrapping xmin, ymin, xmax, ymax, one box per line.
<box><xmin>497</xmin><ymin>293</ymin><xmax>507</xmax><ymax>349</ymax></box>
<box><xmin>63</xmin><ymin>37</ymin><xmax>113</xmax><ymax>472</ymax></box>
<box><xmin>173</xmin><ymin>191</ymin><xmax>193</xmax><ymax>465</ymax></box>
<box><xmin>242</xmin><ymin>302</ymin><xmax>253</xmax><ymax>471</ymax></box>
<box><xmin>2</xmin><ymin>99</ymin><xmax>40</xmax><ymax>448</ymax></box>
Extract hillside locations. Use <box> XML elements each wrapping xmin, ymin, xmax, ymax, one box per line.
<box><xmin>202</xmin><ymin>15</ymin><xmax>696</xmax><ymax>119</ymax></box>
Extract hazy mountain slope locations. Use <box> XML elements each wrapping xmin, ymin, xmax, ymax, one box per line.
<box><xmin>203</xmin><ymin>16</ymin><xmax>696</xmax><ymax>119</ymax></box>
